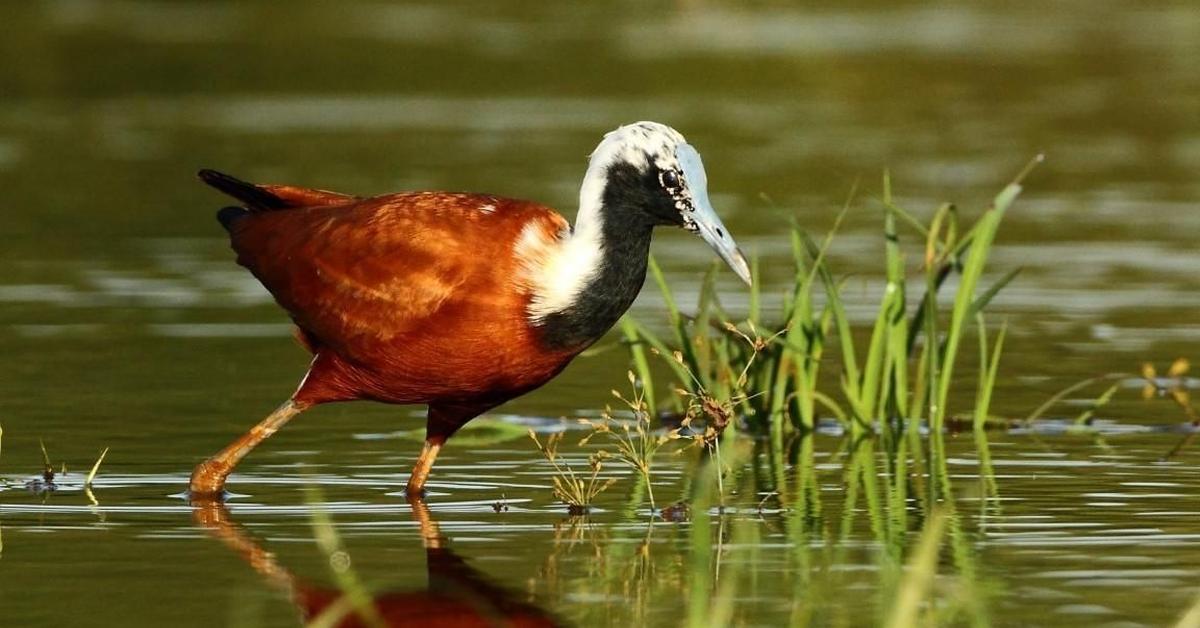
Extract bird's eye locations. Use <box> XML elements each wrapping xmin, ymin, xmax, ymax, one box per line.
<box><xmin>660</xmin><ymin>170</ymin><xmax>681</xmax><ymax>190</ymax></box>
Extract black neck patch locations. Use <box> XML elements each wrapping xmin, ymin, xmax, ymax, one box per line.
<box><xmin>535</xmin><ymin>162</ymin><xmax>670</xmax><ymax>351</ymax></box>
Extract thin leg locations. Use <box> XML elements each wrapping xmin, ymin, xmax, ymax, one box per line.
<box><xmin>406</xmin><ymin>436</ymin><xmax>445</xmax><ymax>499</ymax></box>
<box><xmin>191</xmin><ymin>399</ymin><xmax>308</xmax><ymax>497</ymax></box>
<box><xmin>405</xmin><ymin>401</ymin><xmax>495</xmax><ymax>499</ymax></box>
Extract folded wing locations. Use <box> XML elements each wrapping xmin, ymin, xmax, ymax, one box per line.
<box><xmin>215</xmin><ymin>188</ymin><xmax>567</xmax><ymax>359</ymax></box>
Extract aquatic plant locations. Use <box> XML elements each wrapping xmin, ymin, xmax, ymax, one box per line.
<box><xmin>623</xmin><ymin>162</ymin><xmax>1040</xmax><ymax>437</ymax></box>
<box><xmin>38</xmin><ymin>438</ymin><xmax>55</xmax><ymax>483</ymax></box>
<box><xmin>578</xmin><ymin>371</ymin><xmax>671</xmax><ymax>512</ymax></box>
<box><xmin>528</xmin><ymin>430</ymin><xmax>616</xmax><ymax>513</ymax></box>
<box><xmin>84</xmin><ymin>447</ymin><xmax>108</xmax><ymax>489</ymax></box>
<box><xmin>26</xmin><ymin>437</ymin><xmax>110</xmax><ymax>495</ymax></box>
<box><xmin>1023</xmin><ymin>373</ymin><xmax>1127</xmax><ymax>429</ymax></box>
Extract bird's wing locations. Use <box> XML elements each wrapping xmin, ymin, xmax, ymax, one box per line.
<box><xmin>259</xmin><ymin>184</ymin><xmax>360</xmax><ymax>207</ymax></box>
<box><xmin>224</xmin><ymin>191</ymin><xmax>568</xmax><ymax>354</ymax></box>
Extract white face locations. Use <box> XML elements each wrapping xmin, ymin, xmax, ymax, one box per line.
<box><xmin>584</xmin><ymin>121</ymin><xmax>751</xmax><ymax>285</ymax></box>
<box><xmin>587</xmin><ymin>121</ymin><xmax>689</xmax><ymax>184</ymax></box>
<box><xmin>579</xmin><ymin>121</ymin><xmax>704</xmax><ymax>230</ymax></box>
<box><xmin>519</xmin><ymin>122</ymin><xmax>751</xmax><ymax>324</ymax></box>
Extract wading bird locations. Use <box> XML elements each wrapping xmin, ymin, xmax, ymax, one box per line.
<box><xmin>191</xmin><ymin>121</ymin><xmax>750</xmax><ymax>499</ymax></box>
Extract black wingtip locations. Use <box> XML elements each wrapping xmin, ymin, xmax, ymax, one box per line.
<box><xmin>197</xmin><ymin>168</ymin><xmax>288</xmax><ymax>210</ymax></box>
<box><xmin>197</xmin><ymin>168</ymin><xmax>222</xmax><ymax>183</ymax></box>
<box><xmin>216</xmin><ymin>206</ymin><xmax>250</xmax><ymax>232</ymax></box>
<box><xmin>197</xmin><ymin>168</ymin><xmax>241</xmax><ymax>190</ymax></box>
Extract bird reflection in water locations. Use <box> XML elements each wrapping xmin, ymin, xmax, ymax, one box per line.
<box><xmin>192</xmin><ymin>500</ymin><xmax>563</xmax><ymax>627</ymax></box>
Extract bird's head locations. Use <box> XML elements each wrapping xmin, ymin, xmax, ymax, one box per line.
<box><xmin>581</xmin><ymin>121</ymin><xmax>752</xmax><ymax>286</ymax></box>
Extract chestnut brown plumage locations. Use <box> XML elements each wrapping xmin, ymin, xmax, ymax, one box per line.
<box><xmin>190</xmin><ymin>122</ymin><xmax>750</xmax><ymax>499</ymax></box>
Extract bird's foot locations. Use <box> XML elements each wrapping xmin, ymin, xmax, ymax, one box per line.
<box><xmin>404</xmin><ymin>484</ymin><xmax>428</xmax><ymax>502</ymax></box>
<box><xmin>189</xmin><ymin>458</ymin><xmax>232</xmax><ymax>500</ymax></box>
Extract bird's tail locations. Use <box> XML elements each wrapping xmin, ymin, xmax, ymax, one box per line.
<box><xmin>199</xmin><ymin>169</ymin><xmax>293</xmax><ymax>232</ymax></box>
<box><xmin>198</xmin><ymin>169</ymin><xmax>289</xmax><ymax>211</ymax></box>
<box><xmin>199</xmin><ymin>169</ymin><xmax>359</xmax><ymax>232</ymax></box>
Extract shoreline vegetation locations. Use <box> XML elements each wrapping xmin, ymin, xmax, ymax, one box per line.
<box><xmin>525</xmin><ymin>163</ymin><xmax>1200</xmax><ymax>626</ymax></box>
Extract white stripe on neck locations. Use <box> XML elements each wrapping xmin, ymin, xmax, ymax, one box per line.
<box><xmin>517</xmin><ymin>160</ymin><xmax>607</xmax><ymax>322</ymax></box>
<box><xmin>516</xmin><ymin>122</ymin><xmax>685</xmax><ymax>322</ymax></box>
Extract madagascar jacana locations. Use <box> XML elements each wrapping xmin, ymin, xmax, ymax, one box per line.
<box><xmin>191</xmin><ymin>121</ymin><xmax>750</xmax><ymax>499</ymax></box>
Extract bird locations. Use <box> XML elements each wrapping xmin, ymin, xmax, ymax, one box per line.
<box><xmin>190</xmin><ymin>121</ymin><xmax>751</xmax><ymax>500</ymax></box>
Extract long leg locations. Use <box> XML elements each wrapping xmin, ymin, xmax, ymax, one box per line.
<box><xmin>405</xmin><ymin>401</ymin><xmax>492</xmax><ymax>499</ymax></box>
<box><xmin>407</xmin><ymin>438</ymin><xmax>445</xmax><ymax>500</ymax></box>
<box><xmin>191</xmin><ymin>399</ymin><xmax>309</xmax><ymax>497</ymax></box>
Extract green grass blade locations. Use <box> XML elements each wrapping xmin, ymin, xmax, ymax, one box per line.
<box><xmin>967</xmin><ymin>266</ymin><xmax>1023</xmax><ymax>321</ymax></box>
<box><xmin>1074</xmin><ymin>382</ymin><xmax>1121</xmax><ymax>427</ymax></box>
<box><xmin>1024</xmin><ymin>375</ymin><xmax>1112</xmax><ymax>426</ymax></box>
<box><xmin>696</xmin><ymin>262</ymin><xmax>720</xmax><ymax>377</ymax></box>
<box><xmin>886</xmin><ymin>202</ymin><xmax>932</xmax><ymax>239</ymax></box>
<box><xmin>648</xmin><ymin>255</ymin><xmax>679</xmax><ymax>326</ymax></box>
<box><xmin>804</xmin><ymin>241</ymin><xmax>863</xmax><ymax>425</ymax></box>
<box><xmin>620</xmin><ymin>317</ymin><xmax>657</xmax><ymax>417</ymax></box>
<box><xmin>39</xmin><ymin>438</ymin><xmax>53</xmax><ymax>479</ymax></box>
<box><xmin>748</xmin><ymin>254</ymin><xmax>761</xmax><ymax>327</ymax></box>
<box><xmin>906</xmin><ymin>263</ymin><xmax>953</xmax><ymax>356</ymax></box>
<box><xmin>812</xmin><ymin>390</ymin><xmax>849</xmax><ymax>427</ymax></box>
<box><xmin>861</xmin><ymin>291</ymin><xmax>892</xmax><ymax>421</ymax></box>
<box><xmin>973</xmin><ymin>315</ymin><xmax>1007</xmax><ymax>430</ymax></box>
<box><xmin>648</xmin><ymin>254</ymin><xmax>715</xmax><ymax>392</ymax></box>
<box><xmin>908</xmin><ymin>340</ymin><xmax>929</xmax><ymax>421</ymax></box>
<box><xmin>625</xmin><ymin>317</ymin><xmax>692</xmax><ymax>393</ymax></box>
<box><xmin>878</xmin><ymin>183</ymin><xmax>909</xmax><ymax>422</ymax></box>
<box><xmin>85</xmin><ymin>447</ymin><xmax>109</xmax><ymax>488</ymax></box>
<box><xmin>932</xmin><ymin>178</ymin><xmax>1023</xmax><ymax>430</ymax></box>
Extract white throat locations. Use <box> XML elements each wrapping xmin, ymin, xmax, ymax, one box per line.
<box><xmin>518</xmin><ymin>159</ymin><xmax>608</xmax><ymax>322</ymax></box>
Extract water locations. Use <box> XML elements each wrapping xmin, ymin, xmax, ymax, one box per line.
<box><xmin>2</xmin><ymin>1</ymin><xmax>1199</xmax><ymax>626</ymax></box>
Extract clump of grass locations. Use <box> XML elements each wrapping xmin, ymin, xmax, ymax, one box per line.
<box><xmin>624</xmin><ymin>162</ymin><xmax>1040</xmax><ymax>436</ymax></box>
<box><xmin>579</xmin><ymin>371</ymin><xmax>671</xmax><ymax>512</ymax></box>
<box><xmin>529</xmin><ymin>431</ymin><xmax>616</xmax><ymax>514</ymax></box>
<box><xmin>4</xmin><ymin>432</ymin><xmax>111</xmax><ymax>497</ymax></box>
<box><xmin>663</xmin><ymin>348</ymin><xmax>753</xmax><ymax>506</ymax></box>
